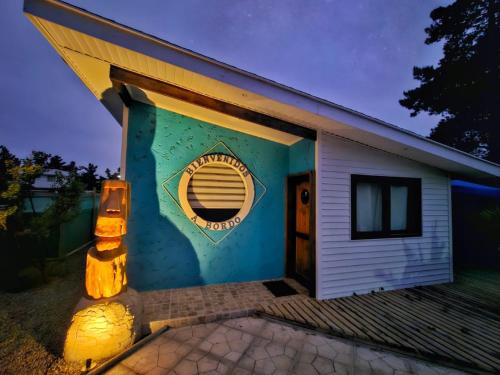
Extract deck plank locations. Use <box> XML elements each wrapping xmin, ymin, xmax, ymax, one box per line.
<box><xmin>257</xmin><ymin>271</ymin><xmax>500</xmax><ymax>373</ymax></box>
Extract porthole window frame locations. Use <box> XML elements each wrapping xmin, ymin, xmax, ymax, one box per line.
<box><xmin>178</xmin><ymin>153</ymin><xmax>255</xmax><ymax>231</ymax></box>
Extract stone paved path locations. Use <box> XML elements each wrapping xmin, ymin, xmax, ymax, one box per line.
<box><xmin>105</xmin><ymin>317</ymin><xmax>469</xmax><ymax>375</ymax></box>
<box><xmin>141</xmin><ymin>279</ymin><xmax>307</xmax><ymax>331</ymax></box>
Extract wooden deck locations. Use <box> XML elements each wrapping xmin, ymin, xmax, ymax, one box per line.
<box><xmin>257</xmin><ymin>271</ymin><xmax>500</xmax><ymax>374</ymax></box>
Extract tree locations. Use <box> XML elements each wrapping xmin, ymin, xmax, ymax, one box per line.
<box><xmin>0</xmin><ymin>148</ymin><xmax>84</xmax><ymax>287</ymax></box>
<box><xmin>104</xmin><ymin>167</ymin><xmax>120</xmax><ymax>180</ymax></box>
<box><xmin>0</xmin><ymin>157</ymin><xmax>43</xmax><ymax>230</ymax></box>
<box><xmin>400</xmin><ymin>0</ymin><xmax>500</xmax><ymax>163</ymax></box>
<box><xmin>79</xmin><ymin>163</ymin><xmax>99</xmax><ymax>191</ymax></box>
<box><xmin>30</xmin><ymin>151</ymin><xmax>52</xmax><ymax>168</ymax></box>
<box><xmin>47</xmin><ymin>154</ymin><xmax>66</xmax><ymax>170</ymax></box>
<box><xmin>63</xmin><ymin>161</ymin><xmax>78</xmax><ymax>174</ymax></box>
<box><xmin>0</xmin><ymin>146</ymin><xmax>19</xmax><ymax>192</ymax></box>
<box><xmin>29</xmin><ymin>170</ymin><xmax>83</xmax><ymax>278</ymax></box>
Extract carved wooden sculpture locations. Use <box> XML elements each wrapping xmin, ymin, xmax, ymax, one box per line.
<box><xmin>65</xmin><ymin>180</ymin><xmax>141</xmax><ymax>367</ymax></box>
<box><xmin>85</xmin><ymin>180</ymin><xmax>130</xmax><ymax>299</ymax></box>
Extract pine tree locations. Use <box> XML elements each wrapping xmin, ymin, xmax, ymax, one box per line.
<box><xmin>79</xmin><ymin>163</ymin><xmax>99</xmax><ymax>191</ymax></box>
<box><xmin>400</xmin><ymin>0</ymin><xmax>500</xmax><ymax>163</ymax></box>
<box><xmin>47</xmin><ymin>155</ymin><xmax>66</xmax><ymax>170</ymax></box>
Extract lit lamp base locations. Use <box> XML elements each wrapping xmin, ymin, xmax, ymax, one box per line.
<box><xmin>63</xmin><ymin>288</ymin><xmax>143</xmax><ymax>367</ymax></box>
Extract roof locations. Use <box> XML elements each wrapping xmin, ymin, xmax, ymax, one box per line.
<box><xmin>23</xmin><ymin>0</ymin><xmax>500</xmax><ymax>178</ymax></box>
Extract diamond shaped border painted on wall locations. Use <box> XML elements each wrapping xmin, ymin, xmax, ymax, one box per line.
<box><xmin>161</xmin><ymin>141</ymin><xmax>267</xmax><ymax>245</ymax></box>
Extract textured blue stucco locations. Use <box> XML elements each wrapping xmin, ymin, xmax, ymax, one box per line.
<box><xmin>289</xmin><ymin>138</ymin><xmax>315</xmax><ymax>174</ymax></box>
<box><xmin>125</xmin><ymin>102</ymin><xmax>314</xmax><ymax>290</ymax></box>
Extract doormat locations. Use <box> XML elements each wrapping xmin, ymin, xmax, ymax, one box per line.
<box><xmin>263</xmin><ymin>280</ymin><xmax>298</xmax><ymax>297</ymax></box>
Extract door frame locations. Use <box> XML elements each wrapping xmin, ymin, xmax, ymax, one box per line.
<box><xmin>285</xmin><ymin>171</ymin><xmax>316</xmax><ymax>297</ymax></box>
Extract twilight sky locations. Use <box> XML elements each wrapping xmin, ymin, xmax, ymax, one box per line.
<box><xmin>1</xmin><ymin>0</ymin><xmax>450</xmax><ymax>172</ymax></box>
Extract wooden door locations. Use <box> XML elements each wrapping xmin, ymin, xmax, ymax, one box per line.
<box><xmin>286</xmin><ymin>173</ymin><xmax>315</xmax><ymax>296</ymax></box>
<box><xmin>295</xmin><ymin>180</ymin><xmax>311</xmax><ymax>279</ymax></box>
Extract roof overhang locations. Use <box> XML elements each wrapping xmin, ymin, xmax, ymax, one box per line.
<box><xmin>24</xmin><ymin>0</ymin><xmax>500</xmax><ymax>178</ymax></box>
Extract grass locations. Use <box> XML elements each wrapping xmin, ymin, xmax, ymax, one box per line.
<box><xmin>0</xmin><ymin>251</ymin><xmax>87</xmax><ymax>375</ymax></box>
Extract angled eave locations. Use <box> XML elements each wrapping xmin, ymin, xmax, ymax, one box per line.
<box><xmin>24</xmin><ymin>0</ymin><xmax>500</xmax><ymax>178</ymax></box>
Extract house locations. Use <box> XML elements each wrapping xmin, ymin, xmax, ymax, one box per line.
<box><xmin>32</xmin><ymin>168</ymin><xmax>68</xmax><ymax>190</ymax></box>
<box><xmin>24</xmin><ymin>0</ymin><xmax>500</xmax><ymax>300</ymax></box>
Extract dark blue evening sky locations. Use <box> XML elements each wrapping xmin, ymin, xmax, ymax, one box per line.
<box><xmin>0</xmin><ymin>0</ymin><xmax>450</xmax><ymax>172</ymax></box>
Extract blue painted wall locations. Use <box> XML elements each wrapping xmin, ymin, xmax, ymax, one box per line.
<box><xmin>125</xmin><ymin>102</ymin><xmax>314</xmax><ymax>290</ymax></box>
<box><xmin>289</xmin><ymin>138</ymin><xmax>315</xmax><ymax>174</ymax></box>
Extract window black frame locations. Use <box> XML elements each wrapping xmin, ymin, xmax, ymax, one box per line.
<box><xmin>351</xmin><ymin>174</ymin><xmax>422</xmax><ymax>240</ymax></box>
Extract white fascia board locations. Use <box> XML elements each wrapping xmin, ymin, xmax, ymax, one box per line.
<box><xmin>24</xmin><ymin>0</ymin><xmax>500</xmax><ymax>178</ymax></box>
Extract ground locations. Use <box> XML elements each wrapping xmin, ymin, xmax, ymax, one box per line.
<box><xmin>0</xmin><ymin>251</ymin><xmax>85</xmax><ymax>375</ymax></box>
<box><xmin>1</xmin><ymin>255</ymin><xmax>495</xmax><ymax>374</ymax></box>
<box><xmin>106</xmin><ymin>316</ymin><xmax>468</xmax><ymax>375</ymax></box>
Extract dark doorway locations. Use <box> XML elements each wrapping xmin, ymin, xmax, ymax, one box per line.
<box><xmin>286</xmin><ymin>172</ymin><xmax>316</xmax><ymax>296</ymax></box>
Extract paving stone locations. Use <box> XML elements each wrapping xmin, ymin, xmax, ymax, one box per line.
<box><xmin>112</xmin><ymin>317</ymin><xmax>476</xmax><ymax>375</ymax></box>
<box><xmin>302</xmin><ymin>342</ymin><xmax>319</xmax><ymax>355</ymax></box>
<box><xmin>173</xmin><ymin>327</ymin><xmax>194</xmax><ymax>342</ymax></box>
<box><xmin>231</xmin><ymin>368</ymin><xmax>251</xmax><ymax>375</ymax></box>
<box><xmin>223</xmin><ymin>316</ymin><xmax>266</xmax><ymax>335</ymax></box>
<box><xmin>197</xmin><ymin>356</ymin><xmax>219</xmax><ymax>372</ymax></box>
<box><xmin>272</xmin><ymin>354</ymin><xmax>294</xmax><ymax>371</ymax></box>
<box><xmin>145</xmin><ymin>367</ymin><xmax>170</xmax><ymax>375</ymax></box>
<box><xmin>332</xmin><ymin>361</ymin><xmax>351</xmax><ymax>375</ymax></box>
<box><xmin>255</xmin><ymin>357</ymin><xmax>277</xmax><ymax>374</ymax></box>
<box><xmin>206</xmin><ymin>327</ymin><xmax>229</xmax><ymax>345</ymax></box>
<box><xmin>172</xmin><ymin>358</ymin><xmax>198</xmax><ymax>375</ymax></box>
<box><xmin>228</xmin><ymin>337</ymin><xmax>251</xmax><ymax>354</ymax></box>
<box><xmin>287</xmin><ymin>337</ymin><xmax>305</xmax><ymax>352</ymax></box>
<box><xmin>327</xmin><ymin>340</ymin><xmax>353</xmax><ymax>356</ymax></box>
<box><xmin>317</xmin><ymin>343</ymin><xmax>337</xmax><ymax>360</ymax></box>
<box><xmin>238</xmin><ymin>355</ymin><xmax>256</xmax><ymax>371</ymax></box>
<box><xmin>370</xmin><ymin>358</ymin><xmax>395</xmax><ymax>375</ymax></box>
<box><xmin>105</xmin><ymin>364</ymin><xmax>138</xmax><ymax>375</ymax></box>
<box><xmin>382</xmin><ymin>354</ymin><xmax>410</xmax><ymax>371</ymax></box>
<box><xmin>157</xmin><ymin>351</ymin><xmax>179</xmax><ymax>369</ymax></box>
<box><xmin>158</xmin><ymin>340</ymin><xmax>181</xmax><ymax>354</ymax></box>
<box><xmin>294</xmin><ymin>362</ymin><xmax>319</xmax><ymax>374</ymax></box>
<box><xmin>333</xmin><ymin>352</ymin><xmax>353</xmax><ymax>367</ymax></box>
<box><xmin>224</xmin><ymin>351</ymin><xmax>241</xmax><ymax>362</ymax></box>
<box><xmin>306</xmin><ymin>334</ymin><xmax>330</xmax><ymax>346</ymax></box>
<box><xmin>260</xmin><ymin>321</ymin><xmax>305</xmax><ymax>344</ymax></box>
<box><xmin>285</xmin><ymin>345</ymin><xmax>298</xmax><ymax>358</ymax></box>
<box><xmin>123</xmin><ymin>349</ymin><xmax>159</xmax><ymax>374</ymax></box>
<box><xmin>265</xmin><ymin>341</ymin><xmax>286</xmax><ymax>357</ymax></box>
<box><xmin>410</xmin><ymin>362</ymin><xmax>442</xmax><ymax>375</ymax></box>
<box><xmin>356</xmin><ymin>347</ymin><xmax>384</xmax><ymax>362</ymax></box>
<box><xmin>298</xmin><ymin>350</ymin><xmax>317</xmax><ymax>364</ymax></box>
<box><xmin>313</xmin><ymin>356</ymin><xmax>335</xmax><ymax>374</ymax></box>
<box><xmin>353</xmin><ymin>358</ymin><xmax>372</xmax><ymax>374</ymax></box>
<box><xmin>210</xmin><ymin>342</ymin><xmax>231</xmax><ymax>357</ymax></box>
<box><xmin>216</xmin><ymin>359</ymin><xmax>231</xmax><ymax>374</ymax></box>
<box><xmin>246</xmin><ymin>344</ymin><xmax>270</xmax><ymax>361</ymax></box>
<box><xmin>174</xmin><ymin>343</ymin><xmax>194</xmax><ymax>357</ymax></box>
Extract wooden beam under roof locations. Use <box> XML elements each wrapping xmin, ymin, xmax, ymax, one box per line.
<box><xmin>110</xmin><ymin>65</ymin><xmax>317</xmax><ymax>141</ymax></box>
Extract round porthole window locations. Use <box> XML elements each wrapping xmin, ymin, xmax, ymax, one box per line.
<box><xmin>178</xmin><ymin>153</ymin><xmax>255</xmax><ymax>231</ymax></box>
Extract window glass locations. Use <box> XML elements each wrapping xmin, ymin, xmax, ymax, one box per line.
<box><xmin>351</xmin><ymin>175</ymin><xmax>421</xmax><ymax>239</ymax></box>
<box><xmin>390</xmin><ymin>185</ymin><xmax>408</xmax><ymax>230</ymax></box>
<box><xmin>356</xmin><ymin>182</ymin><xmax>382</xmax><ymax>232</ymax></box>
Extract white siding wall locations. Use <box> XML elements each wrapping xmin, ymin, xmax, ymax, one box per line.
<box><xmin>316</xmin><ymin>132</ymin><xmax>452</xmax><ymax>299</ymax></box>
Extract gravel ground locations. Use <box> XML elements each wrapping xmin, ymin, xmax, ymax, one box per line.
<box><xmin>0</xmin><ymin>251</ymin><xmax>87</xmax><ymax>375</ymax></box>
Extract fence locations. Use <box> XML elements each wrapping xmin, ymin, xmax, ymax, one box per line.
<box><xmin>22</xmin><ymin>190</ymin><xmax>99</xmax><ymax>257</ymax></box>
